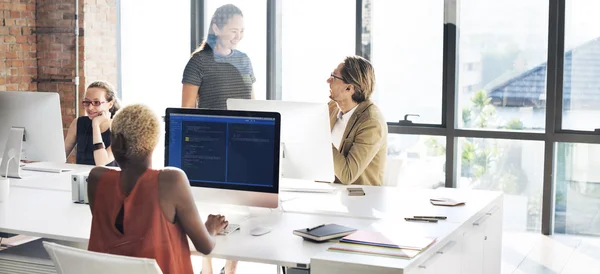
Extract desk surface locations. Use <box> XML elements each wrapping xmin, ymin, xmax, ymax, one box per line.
<box><xmin>9</xmin><ymin>166</ymin><xmax>501</xmax><ymax>226</ymax></box>
<box><xmin>0</xmin><ymin>187</ymin><xmax>465</xmax><ymax>268</ymax></box>
<box><xmin>281</xmin><ymin>184</ymin><xmax>501</xmax><ymax>223</ymax></box>
<box><xmin>3</xmin><ymin>163</ymin><xmax>503</xmax><ymax>270</ymax></box>
<box><xmin>10</xmin><ymin>162</ymin><xmax>93</xmax><ymax>192</ymax></box>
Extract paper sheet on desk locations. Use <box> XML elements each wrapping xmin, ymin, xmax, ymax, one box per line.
<box><xmin>340</xmin><ymin>230</ymin><xmax>436</xmax><ymax>250</ymax></box>
<box><xmin>328</xmin><ymin>242</ymin><xmax>420</xmax><ymax>259</ymax></box>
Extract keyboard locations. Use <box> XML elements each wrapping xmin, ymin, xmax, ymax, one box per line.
<box><xmin>280</xmin><ymin>179</ymin><xmax>336</xmax><ymax>193</ymax></box>
<box><xmin>21</xmin><ymin>166</ymin><xmax>72</xmax><ymax>173</ymax></box>
<box><xmin>218</xmin><ymin>223</ymin><xmax>241</xmax><ymax>236</ymax></box>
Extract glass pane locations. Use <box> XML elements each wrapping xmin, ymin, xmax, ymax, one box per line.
<box><xmin>120</xmin><ymin>2</ymin><xmax>189</xmax><ymax>111</ymax></box>
<box><xmin>562</xmin><ymin>1</ymin><xmax>600</xmax><ymax>131</ymax></box>
<box><xmin>281</xmin><ymin>0</ymin><xmax>355</xmax><ymax>103</ymax></box>
<box><xmin>387</xmin><ymin>134</ymin><xmax>445</xmax><ymax>189</ymax></box>
<box><xmin>458</xmin><ymin>138</ymin><xmax>544</xmax><ymax>231</ymax></box>
<box><xmin>370</xmin><ymin>0</ymin><xmax>444</xmax><ymax>124</ymax></box>
<box><xmin>120</xmin><ymin>1</ymin><xmax>190</xmax><ymax>168</ymax></box>
<box><xmin>205</xmin><ymin>0</ymin><xmax>267</xmax><ymax>100</ymax></box>
<box><xmin>458</xmin><ymin>0</ymin><xmax>548</xmax><ymax>131</ymax></box>
<box><xmin>555</xmin><ymin>143</ymin><xmax>600</xmax><ymax>235</ymax></box>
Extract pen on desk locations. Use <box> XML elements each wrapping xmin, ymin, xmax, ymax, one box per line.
<box><xmin>405</xmin><ymin>217</ymin><xmax>438</xmax><ymax>223</ymax></box>
<box><xmin>413</xmin><ymin>216</ymin><xmax>447</xmax><ymax>220</ymax></box>
<box><xmin>307</xmin><ymin>224</ymin><xmax>325</xmax><ymax>231</ymax></box>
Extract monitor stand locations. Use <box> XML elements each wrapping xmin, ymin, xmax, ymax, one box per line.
<box><xmin>280</xmin><ymin>141</ymin><xmax>334</xmax><ymax>183</ymax></box>
<box><xmin>0</xmin><ymin>127</ymin><xmax>24</xmax><ymax>179</ymax></box>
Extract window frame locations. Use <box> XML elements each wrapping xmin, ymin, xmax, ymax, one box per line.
<box><xmin>187</xmin><ymin>0</ymin><xmax>600</xmax><ymax>236</ymax></box>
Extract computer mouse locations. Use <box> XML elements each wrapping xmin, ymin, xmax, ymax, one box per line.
<box><xmin>249</xmin><ymin>226</ymin><xmax>272</xmax><ymax>236</ymax></box>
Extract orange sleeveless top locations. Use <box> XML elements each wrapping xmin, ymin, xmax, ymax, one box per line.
<box><xmin>88</xmin><ymin>169</ymin><xmax>193</xmax><ymax>274</ymax></box>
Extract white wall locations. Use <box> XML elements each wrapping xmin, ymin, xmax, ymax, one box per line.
<box><xmin>120</xmin><ymin>0</ymin><xmax>190</xmax><ymax>167</ymax></box>
<box><xmin>281</xmin><ymin>0</ymin><xmax>355</xmax><ymax>103</ymax></box>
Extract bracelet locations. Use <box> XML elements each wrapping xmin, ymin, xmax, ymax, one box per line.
<box><xmin>93</xmin><ymin>142</ymin><xmax>105</xmax><ymax>151</ymax></box>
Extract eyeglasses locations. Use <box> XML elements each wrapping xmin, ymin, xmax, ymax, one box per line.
<box><xmin>82</xmin><ymin>100</ymin><xmax>107</xmax><ymax>107</ymax></box>
<box><xmin>330</xmin><ymin>73</ymin><xmax>344</xmax><ymax>82</ymax></box>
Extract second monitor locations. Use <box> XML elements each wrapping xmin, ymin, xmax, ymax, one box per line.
<box><xmin>0</xmin><ymin>91</ymin><xmax>66</xmax><ymax>177</ymax></box>
<box><xmin>164</xmin><ymin>108</ymin><xmax>281</xmax><ymax>208</ymax></box>
<box><xmin>227</xmin><ymin>99</ymin><xmax>335</xmax><ymax>183</ymax></box>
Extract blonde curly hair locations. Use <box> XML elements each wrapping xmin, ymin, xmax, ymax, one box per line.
<box><xmin>110</xmin><ymin>104</ymin><xmax>160</xmax><ymax>159</ymax></box>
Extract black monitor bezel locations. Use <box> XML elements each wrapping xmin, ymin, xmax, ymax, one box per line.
<box><xmin>164</xmin><ymin>107</ymin><xmax>281</xmax><ymax>194</ymax></box>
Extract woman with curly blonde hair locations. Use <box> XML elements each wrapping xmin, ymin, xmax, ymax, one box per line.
<box><xmin>86</xmin><ymin>104</ymin><xmax>228</xmax><ymax>274</ymax></box>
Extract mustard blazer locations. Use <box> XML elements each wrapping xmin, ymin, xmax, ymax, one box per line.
<box><xmin>329</xmin><ymin>100</ymin><xmax>387</xmax><ymax>186</ymax></box>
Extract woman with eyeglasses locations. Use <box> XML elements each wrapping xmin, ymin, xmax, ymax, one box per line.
<box><xmin>64</xmin><ymin>80</ymin><xmax>121</xmax><ymax>166</ymax></box>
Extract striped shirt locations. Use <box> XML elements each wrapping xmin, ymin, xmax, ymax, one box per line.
<box><xmin>182</xmin><ymin>49</ymin><xmax>255</xmax><ymax>110</ymax></box>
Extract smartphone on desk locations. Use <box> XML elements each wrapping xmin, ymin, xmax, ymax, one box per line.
<box><xmin>347</xmin><ymin>187</ymin><xmax>365</xmax><ymax>196</ymax></box>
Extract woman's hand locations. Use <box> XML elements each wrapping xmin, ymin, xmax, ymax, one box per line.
<box><xmin>92</xmin><ymin>110</ymin><xmax>110</xmax><ymax>128</ymax></box>
<box><xmin>205</xmin><ymin>214</ymin><xmax>229</xmax><ymax>236</ymax></box>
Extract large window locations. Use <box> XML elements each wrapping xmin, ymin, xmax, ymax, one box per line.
<box><xmin>387</xmin><ymin>134</ymin><xmax>446</xmax><ymax>189</ymax></box>
<box><xmin>205</xmin><ymin>0</ymin><xmax>267</xmax><ymax>100</ymax></box>
<box><xmin>458</xmin><ymin>0</ymin><xmax>549</xmax><ymax>131</ymax></box>
<box><xmin>120</xmin><ymin>1</ymin><xmax>190</xmax><ymax>112</ymax></box>
<box><xmin>172</xmin><ymin>0</ymin><xmax>600</xmax><ymax>239</ymax></box>
<box><xmin>281</xmin><ymin>0</ymin><xmax>355</xmax><ymax>103</ymax></box>
<box><xmin>370</xmin><ymin>0</ymin><xmax>444</xmax><ymax>124</ymax></box>
<box><xmin>555</xmin><ymin>143</ymin><xmax>600</xmax><ymax>235</ymax></box>
<box><xmin>458</xmin><ymin>138</ymin><xmax>544</xmax><ymax>231</ymax></box>
<box><xmin>454</xmin><ymin>0</ymin><xmax>551</xmax><ymax>234</ymax></box>
<box><xmin>120</xmin><ymin>1</ymin><xmax>190</xmax><ymax>167</ymax></box>
<box><xmin>562</xmin><ymin>1</ymin><xmax>600</xmax><ymax>131</ymax></box>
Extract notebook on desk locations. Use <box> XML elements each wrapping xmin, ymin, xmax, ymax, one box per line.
<box><xmin>293</xmin><ymin>224</ymin><xmax>356</xmax><ymax>242</ymax></box>
<box><xmin>340</xmin><ymin>230</ymin><xmax>436</xmax><ymax>250</ymax></box>
<box><xmin>328</xmin><ymin>242</ymin><xmax>420</xmax><ymax>259</ymax></box>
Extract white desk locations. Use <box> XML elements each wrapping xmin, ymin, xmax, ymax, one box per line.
<box><xmin>281</xmin><ymin>184</ymin><xmax>501</xmax><ymax>222</ymax></box>
<box><xmin>3</xmin><ymin>164</ymin><xmax>504</xmax><ymax>274</ymax></box>
<box><xmin>9</xmin><ymin>162</ymin><xmax>93</xmax><ymax>192</ymax></box>
<box><xmin>280</xmin><ymin>185</ymin><xmax>504</xmax><ymax>274</ymax></box>
<box><xmin>0</xmin><ymin>187</ymin><xmax>90</xmax><ymax>243</ymax></box>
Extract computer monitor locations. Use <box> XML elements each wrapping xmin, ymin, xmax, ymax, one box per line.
<box><xmin>227</xmin><ymin>99</ymin><xmax>335</xmax><ymax>183</ymax></box>
<box><xmin>0</xmin><ymin>91</ymin><xmax>66</xmax><ymax>177</ymax></box>
<box><xmin>164</xmin><ymin>108</ymin><xmax>281</xmax><ymax>209</ymax></box>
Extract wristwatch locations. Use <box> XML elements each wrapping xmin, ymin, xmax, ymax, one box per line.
<box><xmin>93</xmin><ymin>142</ymin><xmax>105</xmax><ymax>150</ymax></box>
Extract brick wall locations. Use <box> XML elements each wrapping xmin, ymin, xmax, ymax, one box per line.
<box><xmin>2</xmin><ymin>0</ymin><xmax>117</xmax><ymax>129</ymax></box>
<box><xmin>0</xmin><ymin>1</ymin><xmax>37</xmax><ymax>92</ymax></box>
<box><xmin>82</xmin><ymin>0</ymin><xmax>117</xmax><ymax>96</ymax></box>
<box><xmin>36</xmin><ymin>0</ymin><xmax>79</xmax><ymax>131</ymax></box>
<box><xmin>2</xmin><ymin>0</ymin><xmax>117</xmax><ymax>163</ymax></box>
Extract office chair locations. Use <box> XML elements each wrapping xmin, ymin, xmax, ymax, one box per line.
<box><xmin>42</xmin><ymin>241</ymin><xmax>163</xmax><ymax>274</ymax></box>
<box><xmin>383</xmin><ymin>157</ymin><xmax>403</xmax><ymax>187</ymax></box>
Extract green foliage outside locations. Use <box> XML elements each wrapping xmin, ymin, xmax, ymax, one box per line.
<box><xmin>426</xmin><ymin>89</ymin><xmax>526</xmax><ymax>194</ymax></box>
